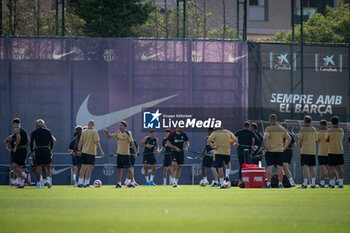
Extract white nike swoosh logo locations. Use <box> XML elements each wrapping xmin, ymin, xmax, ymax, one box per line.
<box><xmin>52</xmin><ymin>167</ymin><xmax>71</xmax><ymax>175</ymax></box>
<box><xmin>229</xmin><ymin>169</ymin><xmax>239</xmax><ymax>175</ymax></box>
<box><xmin>52</xmin><ymin>51</ymin><xmax>74</xmax><ymax>60</ymax></box>
<box><xmin>141</xmin><ymin>52</ymin><xmax>161</xmax><ymax>61</ymax></box>
<box><xmin>76</xmin><ymin>94</ymin><xmax>177</xmax><ymax>131</ymax></box>
<box><xmin>228</xmin><ymin>54</ymin><xmax>247</xmax><ymax>63</ymax></box>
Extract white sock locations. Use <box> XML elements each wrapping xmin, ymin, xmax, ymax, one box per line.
<box><xmin>303</xmin><ymin>178</ymin><xmax>308</xmax><ymax>186</ymax></box>
<box><xmin>131</xmin><ymin>181</ymin><xmax>135</xmax><ymax>185</ymax></box>
<box><xmin>172</xmin><ymin>178</ymin><xmax>176</xmax><ymax>184</ymax></box>
<box><xmin>21</xmin><ymin>172</ymin><xmax>27</xmax><ymax>178</ymax></box>
<box><xmin>145</xmin><ymin>176</ymin><xmax>149</xmax><ymax>182</ymax></box>
<box><xmin>125</xmin><ymin>178</ymin><xmax>131</xmax><ymax>184</ymax></box>
<box><xmin>175</xmin><ymin>179</ymin><xmax>179</xmax><ymax>185</ymax></box>
<box><xmin>311</xmin><ymin>178</ymin><xmax>316</xmax><ymax>186</ymax></box>
<box><xmin>163</xmin><ymin>178</ymin><xmax>166</xmax><ymax>182</ymax></box>
<box><xmin>150</xmin><ymin>175</ymin><xmax>154</xmax><ymax>181</ymax></box>
<box><xmin>73</xmin><ymin>174</ymin><xmax>76</xmax><ymax>182</ymax></box>
<box><xmin>320</xmin><ymin>180</ymin><xmax>325</xmax><ymax>186</ymax></box>
<box><xmin>118</xmin><ymin>182</ymin><xmax>121</xmax><ymax>185</ymax></box>
<box><xmin>85</xmin><ymin>178</ymin><xmax>90</xmax><ymax>185</ymax></box>
<box><xmin>78</xmin><ymin>178</ymin><xmax>84</xmax><ymax>185</ymax></box>
<box><xmin>330</xmin><ymin>179</ymin><xmax>335</xmax><ymax>186</ymax></box>
<box><xmin>47</xmin><ymin>177</ymin><xmax>52</xmax><ymax>183</ymax></box>
<box><xmin>219</xmin><ymin>178</ymin><xmax>224</xmax><ymax>186</ymax></box>
<box><xmin>42</xmin><ymin>178</ymin><xmax>47</xmax><ymax>184</ymax></box>
<box><xmin>267</xmin><ymin>182</ymin><xmax>271</xmax><ymax>186</ymax></box>
<box><xmin>10</xmin><ymin>178</ymin><xmax>14</xmax><ymax>184</ymax></box>
<box><xmin>20</xmin><ymin>179</ymin><xmax>25</xmax><ymax>186</ymax></box>
<box><xmin>289</xmin><ymin>177</ymin><xmax>295</xmax><ymax>186</ymax></box>
<box><xmin>339</xmin><ymin>179</ymin><xmax>343</xmax><ymax>186</ymax></box>
<box><xmin>278</xmin><ymin>182</ymin><xmax>282</xmax><ymax>186</ymax></box>
<box><xmin>203</xmin><ymin>176</ymin><xmax>207</xmax><ymax>181</ymax></box>
<box><xmin>213</xmin><ymin>180</ymin><xmax>218</xmax><ymax>184</ymax></box>
<box><xmin>225</xmin><ymin>169</ymin><xmax>230</xmax><ymax>178</ymax></box>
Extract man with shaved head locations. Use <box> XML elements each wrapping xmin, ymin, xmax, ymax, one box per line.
<box><xmin>77</xmin><ymin>120</ymin><xmax>104</xmax><ymax>187</ymax></box>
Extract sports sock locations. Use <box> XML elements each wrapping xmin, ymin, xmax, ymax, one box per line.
<box><xmin>131</xmin><ymin>181</ymin><xmax>135</xmax><ymax>186</ymax></box>
<box><xmin>150</xmin><ymin>175</ymin><xmax>154</xmax><ymax>181</ymax></box>
<box><xmin>330</xmin><ymin>179</ymin><xmax>335</xmax><ymax>186</ymax></box>
<box><xmin>203</xmin><ymin>176</ymin><xmax>207</xmax><ymax>181</ymax></box>
<box><xmin>118</xmin><ymin>182</ymin><xmax>121</xmax><ymax>185</ymax></box>
<box><xmin>42</xmin><ymin>179</ymin><xmax>47</xmax><ymax>186</ymax></box>
<box><xmin>266</xmin><ymin>182</ymin><xmax>271</xmax><ymax>186</ymax></box>
<box><xmin>20</xmin><ymin>179</ymin><xmax>25</xmax><ymax>186</ymax></box>
<box><xmin>78</xmin><ymin>178</ymin><xmax>84</xmax><ymax>185</ymax></box>
<box><xmin>311</xmin><ymin>178</ymin><xmax>316</xmax><ymax>186</ymax></box>
<box><xmin>85</xmin><ymin>178</ymin><xmax>90</xmax><ymax>185</ymax></box>
<box><xmin>303</xmin><ymin>178</ymin><xmax>308</xmax><ymax>186</ymax></box>
<box><xmin>339</xmin><ymin>179</ymin><xmax>343</xmax><ymax>186</ymax></box>
<box><xmin>219</xmin><ymin>178</ymin><xmax>224</xmax><ymax>186</ymax></box>
<box><xmin>21</xmin><ymin>172</ymin><xmax>27</xmax><ymax>179</ymax></box>
<box><xmin>320</xmin><ymin>180</ymin><xmax>325</xmax><ymax>186</ymax></box>
<box><xmin>278</xmin><ymin>182</ymin><xmax>282</xmax><ymax>186</ymax></box>
<box><xmin>145</xmin><ymin>176</ymin><xmax>149</xmax><ymax>182</ymax></box>
<box><xmin>47</xmin><ymin>177</ymin><xmax>52</xmax><ymax>183</ymax></box>
<box><xmin>163</xmin><ymin>178</ymin><xmax>167</xmax><ymax>182</ymax></box>
<box><xmin>73</xmin><ymin>174</ymin><xmax>76</xmax><ymax>182</ymax></box>
<box><xmin>10</xmin><ymin>178</ymin><xmax>14</xmax><ymax>184</ymax></box>
<box><xmin>225</xmin><ymin>169</ymin><xmax>230</xmax><ymax>178</ymax></box>
<box><xmin>175</xmin><ymin>179</ymin><xmax>179</xmax><ymax>185</ymax></box>
<box><xmin>172</xmin><ymin>178</ymin><xmax>176</xmax><ymax>184</ymax></box>
<box><xmin>289</xmin><ymin>177</ymin><xmax>295</xmax><ymax>186</ymax></box>
<box><xmin>125</xmin><ymin>178</ymin><xmax>131</xmax><ymax>184</ymax></box>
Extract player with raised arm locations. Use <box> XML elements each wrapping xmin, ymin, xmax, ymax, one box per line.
<box><xmin>104</xmin><ymin>121</ymin><xmax>136</xmax><ymax>188</ymax></box>
<box><xmin>167</xmin><ymin>126</ymin><xmax>189</xmax><ymax>188</ymax></box>
<box><xmin>77</xmin><ymin>120</ymin><xmax>104</xmax><ymax>188</ymax></box>
<box><xmin>207</xmin><ymin>125</ymin><xmax>237</xmax><ymax>188</ymax></box>
<box><xmin>263</xmin><ymin>114</ymin><xmax>291</xmax><ymax>188</ymax></box>
<box><xmin>140</xmin><ymin>129</ymin><xmax>159</xmax><ymax>186</ymax></box>
<box><xmin>325</xmin><ymin>116</ymin><xmax>344</xmax><ymax>188</ymax></box>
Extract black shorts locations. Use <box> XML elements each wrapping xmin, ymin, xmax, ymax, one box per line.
<box><xmin>143</xmin><ymin>154</ymin><xmax>156</xmax><ymax>165</ymax></box>
<box><xmin>265</xmin><ymin>152</ymin><xmax>283</xmax><ymax>167</ymax></box>
<box><xmin>202</xmin><ymin>156</ymin><xmax>213</xmax><ymax>168</ymax></box>
<box><xmin>318</xmin><ymin>156</ymin><xmax>328</xmax><ymax>166</ymax></box>
<box><xmin>81</xmin><ymin>153</ymin><xmax>95</xmax><ymax>165</ymax></box>
<box><xmin>328</xmin><ymin>154</ymin><xmax>344</xmax><ymax>166</ymax></box>
<box><xmin>12</xmin><ymin>148</ymin><xmax>27</xmax><ymax>166</ymax></box>
<box><xmin>72</xmin><ymin>155</ymin><xmax>82</xmax><ymax>166</ymax></box>
<box><xmin>215</xmin><ymin>154</ymin><xmax>230</xmax><ymax>168</ymax></box>
<box><xmin>300</xmin><ymin>154</ymin><xmax>316</xmax><ymax>166</ymax></box>
<box><xmin>117</xmin><ymin>154</ymin><xmax>131</xmax><ymax>168</ymax></box>
<box><xmin>171</xmin><ymin>151</ymin><xmax>184</xmax><ymax>165</ymax></box>
<box><xmin>282</xmin><ymin>149</ymin><xmax>293</xmax><ymax>164</ymax></box>
<box><xmin>33</xmin><ymin>148</ymin><xmax>51</xmax><ymax>166</ymax></box>
<box><xmin>130</xmin><ymin>155</ymin><xmax>136</xmax><ymax>167</ymax></box>
<box><xmin>163</xmin><ymin>155</ymin><xmax>172</xmax><ymax>167</ymax></box>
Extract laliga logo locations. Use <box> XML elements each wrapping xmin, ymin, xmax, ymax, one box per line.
<box><xmin>143</xmin><ymin>109</ymin><xmax>162</xmax><ymax>129</ymax></box>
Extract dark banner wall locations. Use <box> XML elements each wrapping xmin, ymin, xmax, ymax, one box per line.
<box><xmin>0</xmin><ymin>38</ymin><xmax>248</xmax><ymax>185</ymax></box>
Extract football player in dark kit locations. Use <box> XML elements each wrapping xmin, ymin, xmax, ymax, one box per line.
<box><xmin>124</xmin><ymin>140</ymin><xmax>139</xmax><ymax>186</ymax></box>
<box><xmin>281</xmin><ymin>123</ymin><xmax>296</xmax><ymax>187</ymax></box>
<box><xmin>157</xmin><ymin>128</ymin><xmax>173</xmax><ymax>186</ymax></box>
<box><xmin>250</xmin><ymin>122</ymin><xmax>263</xmax><ymax>165</ymax></box>
<box><xmin>68</xmin><ymin>125</ymin><xmax>83</xmax><ymax>186</ymax></box>
<box><xmin>3</xmin><ymin>118</ymin><xmax>31</xmax><ymax>188</ymax></box>
<box><xmin>140</xmin><ymin>129</ymin><xmax>159</xmax><ymax>186</ymax></box>
<box><xmin>201</xmin><ymin>128</ymin><xmax>218</xmax><ymax>186</ymax></box>
<box><xmin>30</xmin><ymin>119</ymin><xmax>56</xmax><ymax>188</ymax></box>
<box><xmin>166</xmin><ymin>126</ymin><xmax>189</xmax><ymax>188</ymax></box>
<box><xmin>234</xmin><ymin>121</ymin><xmax>258</xmax><ymax>181</ymax></box>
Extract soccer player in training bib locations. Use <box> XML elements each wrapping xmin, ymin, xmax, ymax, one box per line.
<box><xmin>166</xmin><ymin>126</ymin><xmax>189</xmax><ymax>188</ymax></box>
<box><xmin>325</xmin><ymin>116</ymin><xmax>344</xmax><ymax>188</ymax></box>
<box><xmin>104</xmin><ymin>121</ymin><xmax>136</xmax><ymax>188</ymax></box>
<box><xmin>263</xmin><ymin>114</ymin><xmax>291</xmax><ymax>188</ymax></box>
<box><xmin>31</xmin><ymin>119</ymin><xmax>56</xmax><ymax>188</ymax></box>
<box><xmin>207</xmin><ymin>125</ymin><xmax>237</xmax><ymax>188</ymax></box>
<box><xmin>3</xmin><ymin>118</ymin><xmax>31</xmax><ymax>188</ymax></box>
<box><xmin>316</xmin><ymin>120</ymin><xmax>329</xmax><ymax>188</ymax></box>
<box><xmin>140</xmin><ymin>129</ymin><xmax>159</xmax><ymax>186</ymax></box>
<box><xmin>77</xmin><ymin>120</ymin><xmax>104</xmax><ymax>188</ymax></box>
<box><xmin>157</xmin><ymin>128</ymin><xmax>172</xmax><ymax>186</ymax></box>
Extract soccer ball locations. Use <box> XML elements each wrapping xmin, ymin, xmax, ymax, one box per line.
<box><xmin>199</xmin><ymin>179</ymin><xmax>207</xmax><ymax>187</ymax></box>
<box><xmin>93</xmin><ymin>179</ymin><xmax>102</xmax><ymax>188</ymax></box>
<box><xmin>223</xmin><ymin>180</ymin><xmax>231</xmax><ymax>188</ymax></box>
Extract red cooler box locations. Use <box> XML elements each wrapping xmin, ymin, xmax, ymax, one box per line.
<box><xmin>241</xmin><ymin>167</ymin><xmax>266</xmax><ymax>188</ymax></box>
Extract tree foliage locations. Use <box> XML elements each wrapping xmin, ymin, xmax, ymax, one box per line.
<box><xmin>68</xmin><ymin>0</ymin><xmax>154</xmax><ymax>37</ymax></box>
<box><xmin>273</xmin><ymin>1</ymin><xmax>350</xmax><ymax>43</ymax></box>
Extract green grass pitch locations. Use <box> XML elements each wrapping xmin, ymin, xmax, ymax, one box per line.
<box><xmin>1</xmin><ymin>185</ymin><xmax>350</xmax><ymax>233</ymax></box>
